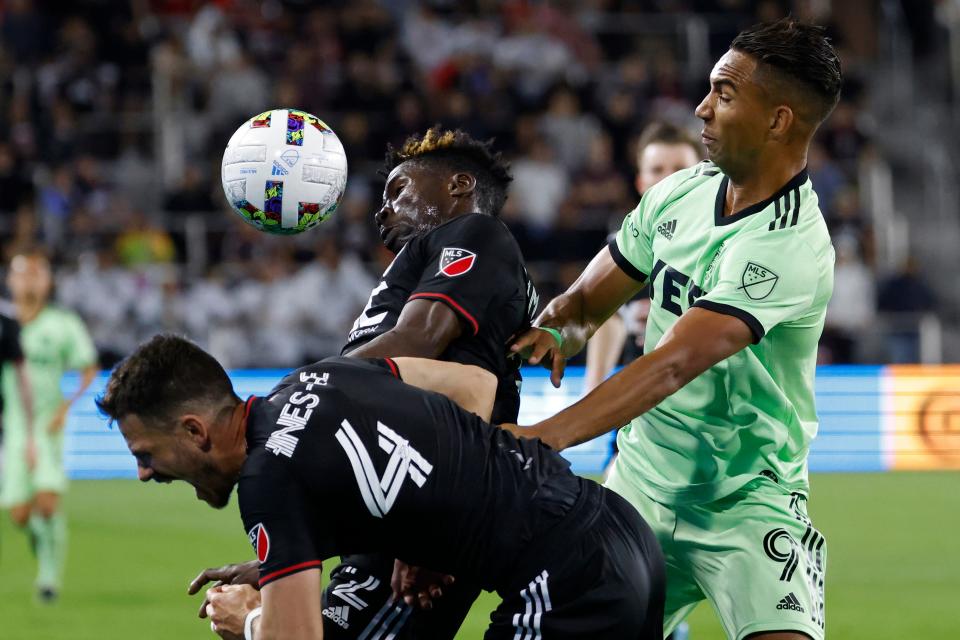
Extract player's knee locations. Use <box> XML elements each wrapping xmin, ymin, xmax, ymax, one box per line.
<box><xmin>35</xmin><ymin>493</ymin><xmax>59</xmax><ymax>518</ymax></box>
<box><xmin>9</xmin><ymin>505</ymin><xmax>31</xmax><ymax>528</ymax></box>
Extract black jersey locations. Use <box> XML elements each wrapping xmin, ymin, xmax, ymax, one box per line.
<box><xmin>0</xmin><ymin>311</ymin><xmax>23</xmax><ymax>364</ymax></box>
<box><xmin>0</xmin><ymin>307</ymin><xmax>23</xmax><ymax>420</ymax></box>
<box><xmin>238</xmin><ymin>357</ymin><xmax>583</xmax><ymax>592</ymax></box>
<box><xmin>341</xmin><ymin>214</ymin><xmax>538</xmax><ymax>423</ymax></box>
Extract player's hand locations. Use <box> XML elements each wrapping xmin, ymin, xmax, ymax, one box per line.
<box><xmin>509</xmin><ymin>327</ymin><xmax>566</xmax><ymax>388</ymax></box>
<box><xmin>391</xmin><ymin>559</ymin><xmax>454</xmax><ymax>610</ymax></box>
<box><xmin>190</xmin><ymin>560</ymin><xmax>260</xmax><ymax>618</ymax></box>
<box><xmin>46</xmin><ymin>403</ymin><xmax>69</xmax><ymax>435</ymax></box>
<box><xmin>205</xmin><ymin>584</ymin><xmax>260</xmax><ymax>639</ymax></box>
<box><xmin>25</xmin><ymin>436</ymin><xmax>37</xmax><ymax>471</ymax></box>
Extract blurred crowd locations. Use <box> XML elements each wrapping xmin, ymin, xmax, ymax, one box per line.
<box><xmin>0</xmin><ymin>0</ymin><xmax>938</xmax><ymax>367</ymax></box>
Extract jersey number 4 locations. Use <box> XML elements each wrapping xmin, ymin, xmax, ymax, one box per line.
<box><xmin>335</xmin><ymin>419</ymin><xmax>434</xmax><ymax>518</ymax></box>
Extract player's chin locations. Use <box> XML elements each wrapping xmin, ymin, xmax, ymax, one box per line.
<box><xmin>196</xmin><ymin>484</ymin><xmax>234</xmax><ymax>509</ymax></box>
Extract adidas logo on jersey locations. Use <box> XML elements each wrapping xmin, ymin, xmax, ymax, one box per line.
<box><xmin>656</xmin><ymin>220</ymin><xmax>677</xmax><ymax>240</ymax></box>
<box><xmin>777</xmin><ymin>592</ymin><xmax>805</xmax><ymax>613</ymax></box>
<box><xmin>323</xmin><ymin>605</ymin><xmax>351</xmax><ymax>629</ymax></box>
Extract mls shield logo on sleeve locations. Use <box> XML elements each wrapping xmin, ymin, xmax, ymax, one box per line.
<box><xmin>739</xmin><ymin>262</ymin><xmax>779</xmax><ymax>300</ymax></box>
<box><xmin>438</xmin><ymin>247</ymin><xmax>477</xmax><ymax>277</ymax></box>
<box><xmin>248</xmin><ymin>523</ymin><xmax>270</xmax><ymax>563</ymax></box>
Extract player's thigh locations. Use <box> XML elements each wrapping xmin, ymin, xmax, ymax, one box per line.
<box><xmin>679</xmin><ymin>480</ymin><xmax>827</xmax><ymax>640</ymax></box>
<box><xmin>488</xmin><ymin>497</ymin><xmax>665</xmax><ymax>640</ymax></box>
<box><xmin>322</xmin><ymin>555</ymin><xmax>398</xmax><ymax>638</ymax></box>
<box><xmin>34</xmin><ymin>432</ymin><xmax>68</xmax><ymax>496</ymax></box>
<box><xmin>324</xmin><ymin>553</ymin><xmax>480</xmax><ymax>640</ymax></box>
<box><xmin>0</xmin><ymin>436</ymin><xmax>33</xmax><ymax>515</ymax></box>
<box><xmin>604</xmin><ymin>458</ymin><xmax>706</xmax><ymax>631</ymax></box>
<box><xmin>34</xmin><ymin>491</ymin><xmax>60</xmax><ymax>517</ymax></box>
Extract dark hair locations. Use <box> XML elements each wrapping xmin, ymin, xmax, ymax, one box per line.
<box><xmin>96</xmin><ymin>334</ymin><xmax>238</xmax><ymax>429</ymax></box>
<box><xmin>383</xmin><ymin>127</ymin><xmax>513</xmax><ymax>216</ymax></box>
<box><xmin>636</xmin><ymin>121</ymin><xmax>705</xmax><ymax>169</ymax></box>
<box><xmin>731</xmin><ymin>18</ymin><xmax>842</xmax><ymax>124</ymax></box>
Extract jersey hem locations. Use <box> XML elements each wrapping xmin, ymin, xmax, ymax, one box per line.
<box><xmin>407</xmin><ymin>292</ymin><xmax>480</xmax><ymax>335</ymax></box>
<box><xmin>259</xmin><ymin>559</ymin><xmax>324</xmax><ymax>587</ymax></box>
<box><xmin>736</xmin><ymin>620</ymin><xmax>823</xmax><ymax>640</ymax></box>
<box><xmin>691</xmin><ymin>300</ymin><xmax>764</xmax><ymax>343</ymax></box>
<box><xmin>607</xmin><ymin>238</ymin><xmax>648</xmax><ymax>283</ymax></box>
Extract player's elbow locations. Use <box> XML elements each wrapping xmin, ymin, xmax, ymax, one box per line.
<box><xmin>458</xmin><ymin>365</ymin><xmax>497</xmax><ymax>420</ymax></box>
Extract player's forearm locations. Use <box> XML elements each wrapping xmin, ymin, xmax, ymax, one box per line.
<box><xmin>530</xmin><ymin>346</ymin><xmax>691</xmax><ymax>450</ymax></box>
<box><xmin>535</xmin><ymin>247</ymin><xmax>642</xmax><ymax>358</ymax></box>
<box><xmin>64</xmin><ymin>365</ymin><xmax>98</xmax><ymax>409</ymax></box>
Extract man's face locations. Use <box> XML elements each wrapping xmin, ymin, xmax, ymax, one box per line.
<box><xmin>694</xmin><ymin>50</ymin><xmax>771</xmax><ymax>176</ymax></box>
<box><xmin>118</xmin><ymin>414</ymin><xmax>235</xmax><ymax>509</ymax></box>
<box><xmin>636</xmin><ymin>143</ymin><xmax>702</xmax><ymax>195</ymax></box>
<box><xmin>375</xmin><ymin>162</ymin><xmax>448</xmax><ymax>253</ymax></box>
<box><xmin>7</xmin><ymin>254</ymin><xmax>52</xmax><ymax>304</ymax></box>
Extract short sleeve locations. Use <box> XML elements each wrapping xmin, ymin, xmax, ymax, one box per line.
<box><xmin>0</xmin><ymin>316</ymin><xmax>24</xmax><ymax>362</ymax></box>
<box><xmin>611</xmin><ymin>197</ymin><xmax>656</xmax><ymax>283</ymax></box>
<box><xmin>238</xmin><ymin>461</ymin><xmax>325</xmax><ymax>588</ymax></box>
<box><xmin>62</xmin><ymin>312</ymin><xmax>97</xmax><ymax>370</ymax></box>
<box><xmin>409</xmin><ymin>214</ymin><xmax>521</xmax><ymax>335</ymax></box>
<box><xmin>692</xmin><ymin>232</ymin><xmax>820</xmax><ymax>342</ymax></box>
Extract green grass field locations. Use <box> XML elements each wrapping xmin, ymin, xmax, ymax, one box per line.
<box><xmin>1</xmin><ymin>472</ymin><xmax>957</xmax><ymax>639</ymax></box>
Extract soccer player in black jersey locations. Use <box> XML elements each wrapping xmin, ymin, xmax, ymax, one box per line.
<box><xmin>99</xmin><ymin>335</ymin><xmax>665</xmax><ymax>640</ymax></box>
<box><xmin>342</xmin><ymin>127</ymin><xmax>538</xmax><ymax>424</ymax></box>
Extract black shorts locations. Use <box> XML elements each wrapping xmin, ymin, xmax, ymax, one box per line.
<box><xmin>486</xmin><ymin>483</ymin><xmax>665</xmax><ymax>640</ymax></box>
<box><xmin>322</xmin><ymin>482</ymin><xmax>664</xmax><ymax>639</ymax></box>
<box><xmin>323</xmin><ymin>554</ymin><xmax>480</xmax><ymax>639</ymax></box>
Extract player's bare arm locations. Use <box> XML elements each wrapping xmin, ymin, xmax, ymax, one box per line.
<box><xmin>205</xmin><ymin>569</ymin><xmax>323</xmax><ymax>640</ymax></box>
<box><xmin>392</xmin><ymin>357</ymin><xmax>496</xmax><ymax>421</ymax></box>
<box><xmin>513</xmin><ymin>306</ymin><xmax>753</xmax><ymax>450</ymax></box>
<box><xmin>511</xmin><ymin>246</ymin><xmax>642</xmax><ymax>387</ymax></box>
<box><xmin>49</xmin><ymin>364</ymin><xmax>98</xmax><ymax>435</ymax></box>
<box><xmin>347</xmin><ymin>298</ymin><xmax>462</xmax><ymax>359</ymax></box>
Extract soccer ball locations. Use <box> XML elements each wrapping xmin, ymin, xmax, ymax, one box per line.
<box><xmin>221</xmin><ymin>108</ymin><xmax>347</xmax><ymax>235</ymax></box>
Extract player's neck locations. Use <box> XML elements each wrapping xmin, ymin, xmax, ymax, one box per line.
<box><xmin>14</xmin><ymin>298</ymin><xmax>45</xmax><ymax>324</ymax></box>
<box><xmin>722</xmin><ymin>152</ymin><xmax>806</xmax><ymax>217</ymax></box>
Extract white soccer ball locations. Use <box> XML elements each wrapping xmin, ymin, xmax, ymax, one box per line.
<box><xmin>221</xmin><ymin>108</ymin><xmax>347</xmax><ymax>234</ymax></box>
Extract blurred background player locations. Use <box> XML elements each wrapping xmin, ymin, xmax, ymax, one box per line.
<box><xmin>1</xmin><ymin>248</ymin><xmax>97</xmax><ymax>602</ymax></box>
<box><xmin>584</xmin><ymin>121</ymin><xmax>705</xmax><ymax>393</ymax></box>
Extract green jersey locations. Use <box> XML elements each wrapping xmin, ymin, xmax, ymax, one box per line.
<box><xmin>611</xmin><ymin>161</ymin><xmax>834</xmax><ymax>504</ymax></box>
<box><xmin>1</xmin><ymin>305</ymin><xmax>96</xmax><ymax>433</ymax></box>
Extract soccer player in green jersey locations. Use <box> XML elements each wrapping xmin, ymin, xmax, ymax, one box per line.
<box><xmin>1</xmin><ymin>248</ymin><xmax>98</xmax><ymax>602</ymax></box>
<box><xmin>510</xmin><ymin>19</ymin><xmax>840</xmax><ymax>640</ymax></box>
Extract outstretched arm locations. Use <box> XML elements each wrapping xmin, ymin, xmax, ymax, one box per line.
<box><xmin>513</xmin><ymin>306</ymin><xmax>754</xmax><ymax>450</ymax></box>
<box><xmin>392</xmin><ymin>357</ymin><xmax>496</xmax><ymax>422</ymax></box>
<box><xmin>511</xmin><ymin>246</ymin><xmax>642</xmax><ymax>387</ymax></box>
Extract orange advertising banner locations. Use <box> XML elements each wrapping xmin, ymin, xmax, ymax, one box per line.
<box><xmin>885</xmin><ymin>365</ymin><xmax>960</xmax><ymax>470</ymax></box>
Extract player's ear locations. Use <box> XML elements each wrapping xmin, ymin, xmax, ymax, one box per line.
<box><xmin>449</xmin><ymin>172</ymin><xmax>476</xmax><ymax>197</ymax></box>
<box><xmin>769</xmin><ymin>104</ymin><xmax>794</xmax><ymax>141</ymax></box>
<box><xmin>181</xmin><ymin>415</ymin><xmax>211</xmax><ymax>451</ymax></box>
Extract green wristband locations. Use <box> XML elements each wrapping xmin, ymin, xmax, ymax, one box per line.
<box><xmin>538</xmin><ymin>327</ymin><xmax>564</xmax><ymax>348</ymax></box>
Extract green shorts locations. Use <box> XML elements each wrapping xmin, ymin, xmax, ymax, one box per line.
<box><xmin>605</xmin><ymin>460</ymin><xmax>826</xmax><ymax>640</ymax></box>
<box><xmin>0</xmin><ymin>429</ymin><xmax>68</xmax><ymax>507</ymax></box>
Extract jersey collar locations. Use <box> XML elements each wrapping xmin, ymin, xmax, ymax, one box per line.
<box><xmin>713</xmin><ymin>167</ymin><xmax>809</xmax><ymax>227</ymax></box>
